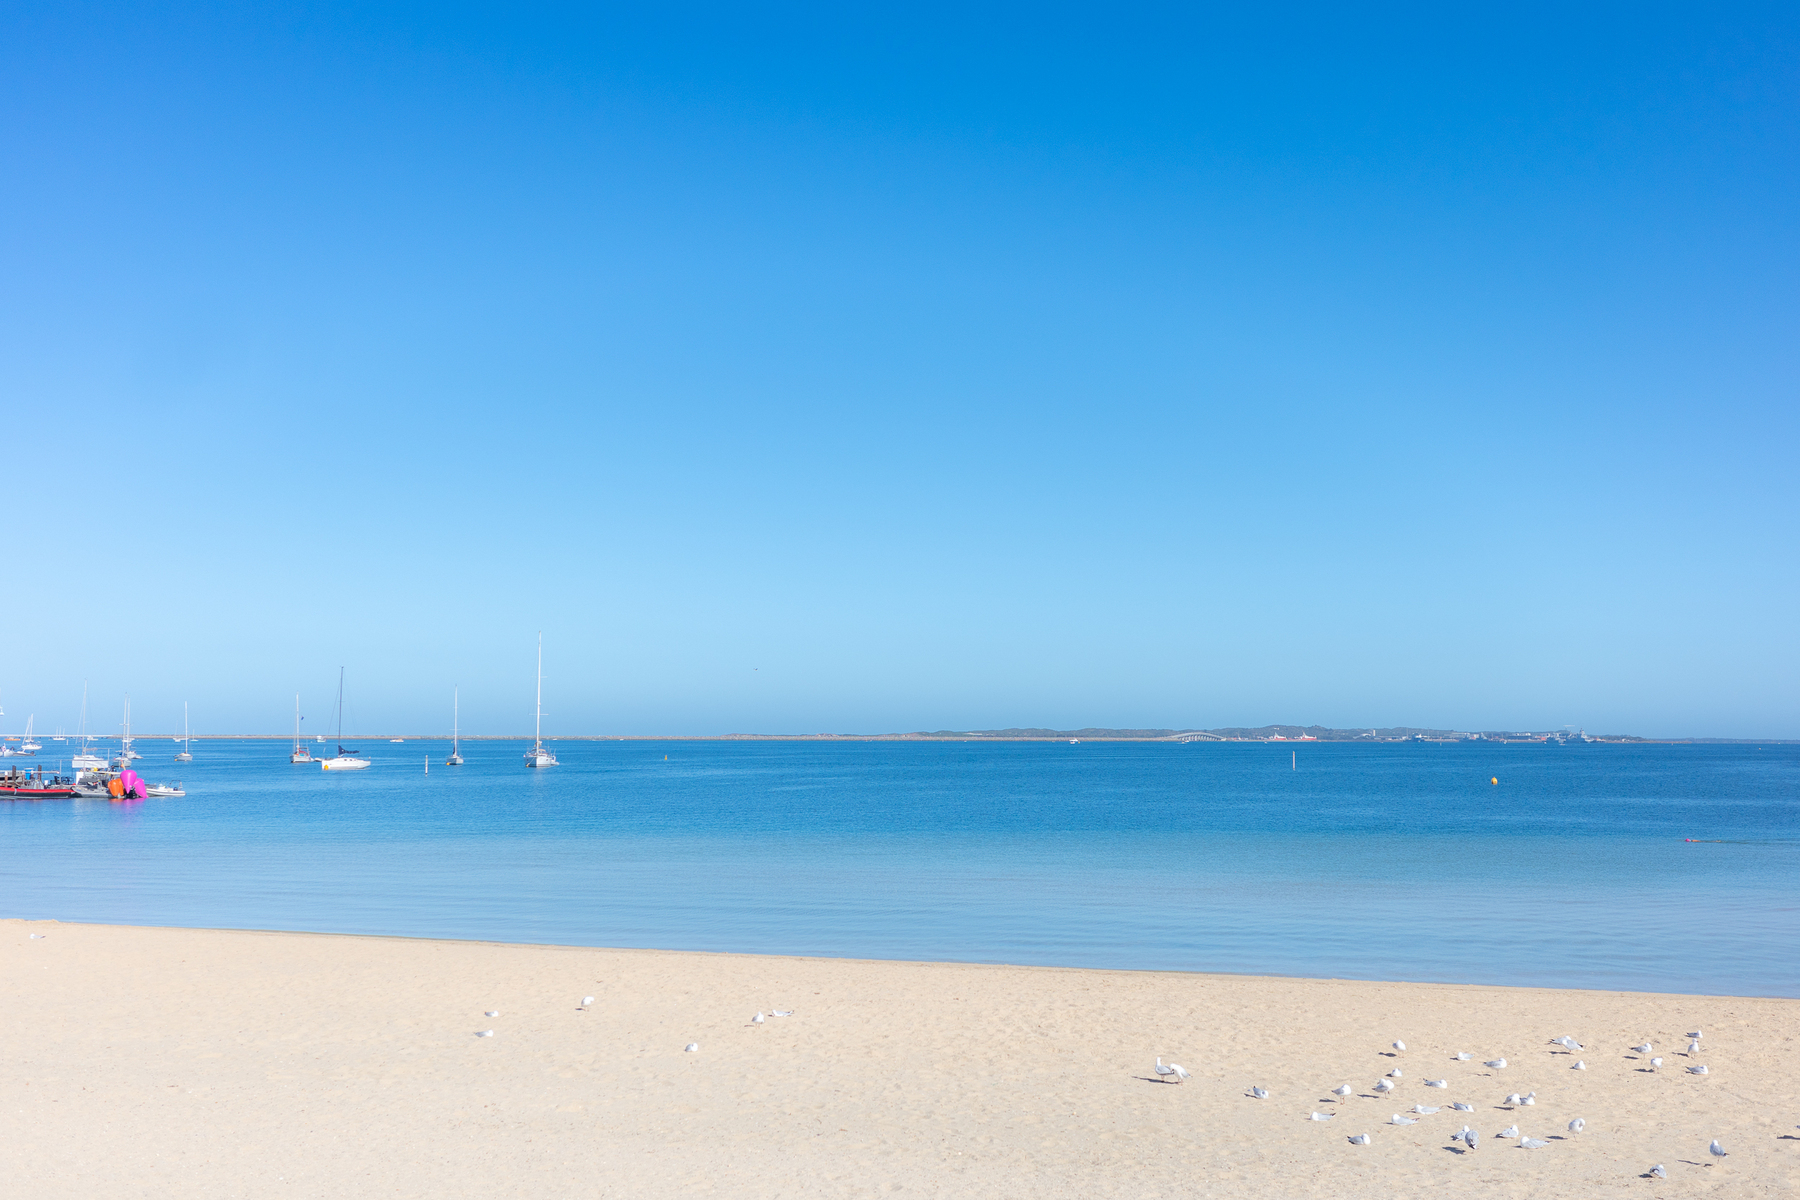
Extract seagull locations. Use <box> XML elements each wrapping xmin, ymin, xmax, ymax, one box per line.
<box><xmin>752</xmin><ymin>1012</ymin><xmax>765</xmax><ymax>1025</ymax></box>
<box><xmin>1709</xmin><ymin>1139</ymin><xmax>1726</xmax><ymax>1159</ymax></box>
<box><xmin>1572</xmin><ymin>1060</ymin><xmax>1587</xmax><ymax>1070</ymax></box>
<box><xmin>1393</xmin><ymin>1040</ymin><xmax>1406</xmax><ymax>1052</ymax></box>
<box><xmin>1485</xmin><ymin>1058</ymin><xmax>1508</xmax><ymax>1069</ymax></box>
<box><xmin>1309</xmin><ymin>1112</ymin><xmax>1336</xmax><ymax>1120</ymax></box>
<box><xmin>1687</xmin><ymin>1030</ymin><xmax>1703</xmax><ymax>1039</ymax></box>
<box><xmin>582</xmin><ymin>996</ymin><xmax>594</xmax><ymax>1007</ymax></box>
<box><xmin>1413</xmin><ymin>1104</ymin><xmax>1440</xmax><ymax>1114</ymax></box>
<box><xmin>1332</xmin><ymin>1084</ymin><xmax>1353</xmax><ymax>1099</ymax></box>
<box><xmin>1154</xmin><ymin>1058</ymin><xmax>1190</xmax><ymax>1082</ymax></box>
<box><xmin>1250</xmin><ymin>1086</ymin><xmax>1269</xmax><ymax>1099</ymax></box>
<box><xmin>1688</xmin><ymin>1040</ymin><xmax>1701</xmax><ymax>1055</ymax></box>
<box><xmin>1454</xmin><ymin>1052</ymin><xmax>1471</xmax><ymax>1060</ymax></box>
<box><xmin>1504</xmin><ymin>1093</ymin><xmax>1523</xmax><ymax>1106</ymax></box>
<box><xmin>1463</xmin><ymin>1128</ymin><xmax>1479</xmax><ymax>1150</ymax></box>
<box><xmin>1452</xmin><ymin>1102</ymin><xmax>1474</xmax><ymax>1112</ymax></box>
<box><xmin>1522</xmin><ymin>1092</ymin><xmax>1537</xmax><ymax>1106</ymax></box>
<box><xmin>1688</xmin><ymin>1064</ymin><xmax>1709</xmax><ymax>1075</ymax></box>
<box><xmin>772</xmin><ymin>1010</ymin><xmax>794</xmax><ymax>1017</ymax></box>
<box><xmin>1650</xmin><ymin>1164</ymin><xmax>1666</xmax><ymax>1178</ymax></box>
<box><xmin>1631</xmin><ymin>1042</ymin><xmax>1653</xmax><ymax>1055</ymax></box>
<box><xmin>485</xmin><ymin>1011</ymin><xmax>499</xmax><ymax>1017</ymax></box>
<box><xmin>684</xmin><ymin>1043</ymin><xmax>699</xmax><ymax>1052</ymax></box>
<box><xmin>1554</xmin><ymin>1036</ymin><xmax>1582</xmax><ymax>1050</ymax></box>
<box><xmin>28</xmin><ymin>933</ymin><xmax>43</xmax><ymax>940</ymax></box>
<box><xmin>1350</xmin><ymin>1134</ymin><xmax>1371</xmax><ymax>1145</ymax></box>
<box><xmin>1374</xmin><ymin>1078</ymin><xmax>1395</xmax><ymax>1092</ymax></box>
<box><xmin>1500</xmin><ymin>1125</ymin><xmax>1520</xmax><ymax>1138</ymax></box>
<box><xmin>1390</xmin><ymin>1069</ymin><xmax>1404</xmax><ymax>1078</ymax></box>
<box><xmin>1425</xmin><ymin>1079</ymin><xmax>1447</xmax><ymax>1088</ymax></box>
<box><xmin>1568</xmin><ymin>1118</ymin><xmax>1585</xmax><ymax>1133</ymax></box>
<box><xmin>1521</xmin><ymin>1136</ymin><xmax>1549</xmax><ymax>1149</ymax></box>
<box><xmin>1392</xmin><ymin>1114</ymin><xmax>1418</xmax><ymax>1125</ymax></box>
<box><xmin>475</xmin><ymin>1029</ymin><xmax>494</xmax><ymax>1037</ymax></box>
<box><xmin>1651</xmin><ymin>1057</ymin><xmax>1664</xmax><ymax>1068</ymax></box>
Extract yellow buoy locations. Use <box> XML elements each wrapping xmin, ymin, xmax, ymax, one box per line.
<box><xmin>1491</xmin><ymin>777</ymin><xmax>1498</xmax><ymax>785</ymax></box>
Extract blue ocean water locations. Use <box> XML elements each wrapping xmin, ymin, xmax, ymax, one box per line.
<box><xmin>3</xmin><ymin>739</ymin><xmax>1795</xmax><ymax>996</ymax></box>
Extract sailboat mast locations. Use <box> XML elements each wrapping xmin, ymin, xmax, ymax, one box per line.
<box><xmin>534</xmin><ymin>633</ymin><xmax>543</xmax><ymax>749</ymax></box>
<box><xmin>453</xmin><ymin>686</ymin><xmax>459</xmax><ymax>753</ymax></box>
<box><xmin>337</xmin><ymin>667</ymin><xmax>345</xmax><ymax>748</ymax></box>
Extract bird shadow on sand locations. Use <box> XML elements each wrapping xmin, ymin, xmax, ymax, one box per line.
<box><xmin>1440</xmin><ymin>1145</ymin><xmax>1469</xmax><ymax>1156</ymax></box>
<box><xmin>1777</xmin><ymin>1135</ymin><xmax>1800</xmax><ymax>1142</ymax></box>
<box><xmin>1134</xmin><ymin>1076</ymin><xmax>1180</xmax><ymax>1085</ymax></box>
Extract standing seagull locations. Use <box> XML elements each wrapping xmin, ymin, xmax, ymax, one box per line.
<box><xmin>1484</xmin><ymin>1058</ymin><xmax>1508</xmax><ymax>1069</ymax></box>
<box><xmin>1393</xmin><ymin>1041</ymin><xmax>1406</xmax><ymax>1052</ymax></box>
<box><xmin>1631</xmin><ymin>1042</ymin><xmax>1653</xmax><ymax>1055</ymax></box>
<box><xmin>751</xmin><ymin>1011</ymin><xmax>766</xmax><ymax>1025</ymax></box>
<box><xmin>1463</xmin><ymin>1128</ymin><xmax>1479</xmax><ymax>1150</ymax></box>
<box><xmin>1154</xmin><ymin>1058</ymin><xmax>1190</xmax><ymax>1082</ymax></box>
<box><xmin>1374</xmin><ymin>1078</ymin><xmax>1395</xmax><ymax>1093</ymax></box>
<box><xmin>1709</xmin><ymin>1139</ymin><xmax>1726</xmax><ymax>1161</ymax></box>
<box><xmin>1332</xmin><ymin>1084</ymin><xmax>1353</xmax><ymax>1099</ymax></box>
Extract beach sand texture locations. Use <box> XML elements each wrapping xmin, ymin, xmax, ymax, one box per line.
<box><xmin>4</xmin><ymin>920</ymin><xmax>1795</xmax><ymax>1198</ymax></box>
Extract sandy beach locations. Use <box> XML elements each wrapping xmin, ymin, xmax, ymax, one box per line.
<box><xmin>3</xmin><ymin>919</ymin><xmax>1795</xmax><ymax>1198</ymax></box>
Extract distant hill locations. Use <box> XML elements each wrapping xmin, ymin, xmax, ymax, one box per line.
<box><xmin>904</xmin><ymin>725</ymin><xmax>1653</xmax><ymax>742</ymax></box>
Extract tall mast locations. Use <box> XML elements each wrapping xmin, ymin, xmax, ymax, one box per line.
<box><xmin>294</xmin><ymin>694</ymin><xmax>301</xmax><ymax>751</ymax></box>
<box><xmin>453</xmin><ymin>686</ymin><xmax>459</xmax><ymax>753</ymax></box>
<box><xmin>337</xmin><ymin>667</ymin><xmax>345</xmax><ymax>749</ymax></box>
<box><xmin>534</xmin><ymin>633</ymin><xmax>543</xmax><ymax>750</ymax></box>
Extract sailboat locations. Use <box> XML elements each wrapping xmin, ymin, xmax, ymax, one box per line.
<box><xmin>21</xmin><ymin>716</ymin><xmax>40</xmax><ymax>753</ymax></box>
<box><xmin>71</xmin><ymin>683</ymin><xmax>105</xmax><ymax>771</ymax></box>
<box><xmin>111</xmin><ymin>697</ymin><xmax>140</xmax><ymax>768</ymax></box>
<box><xmin>524</xmin><ymin>634</ymin><xmax>557</xmax><ymax>768</ymax></box>
<box><xmin>320</xmin><ymin>669</ymin><xmax>371</xmax><ymax>771</ymax></box>
<box><xmin>175</xmin><ymin>703</ymin><xmax>193</xmax><ymax>762</ymax></box>
<box><xmin>290</xmin><ymin>694</ymin><xmax>313</xmax><ymax>763</ymax></box>
<box><xmin>446</xmin><ymin>686</ymin><xmax>464</xmax><ymax>765</ymax></box>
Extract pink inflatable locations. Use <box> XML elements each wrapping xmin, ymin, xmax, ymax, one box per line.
<box><xmin>119</xmin><ymin>769</ymin><xmax>145</xmax><ymax>799</ymax></box>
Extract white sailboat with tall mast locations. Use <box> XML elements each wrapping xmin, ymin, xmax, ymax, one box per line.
<box><xmin>447</xmin><ymin>686</ymin><xmax>464</xmax><ymax>765</ymax></box>
<box><xmin>175</xmin><ymin>703</ymin><xmax>192</xmax><ymax>761</ymax></box>
<box><xmin>524</xmin><ymin>634</ymin><xmax>557</xmax><ymax>768</ymax></box>
<box><xmin>71</xmin><ymin>683</ymin><xmax>105</xmax><ymax>771</ymax></box>
<box><xmin>321</xmin><ymin>669</ymin><xmax>371</xmax><ymax>770</ymax></box>
<box><xmin>290</xmin><ymin>694</ymin><xmax>313</xmax><ymax>763</ymax></box>
<box><xmin>21</xmin><ymin>716</ymin><xmax>40</xmax><ymax>753</ymax></box>
<box><xmin>111</xmin><ymin>696</ymin><xmax>139</xmax><ymax>768</ymax></box>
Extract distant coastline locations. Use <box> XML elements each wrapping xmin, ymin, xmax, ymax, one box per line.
<box><xmin>59</xmin><ymin>725</ymin><xmax>1796</xmax><ymax>744</ymax></box>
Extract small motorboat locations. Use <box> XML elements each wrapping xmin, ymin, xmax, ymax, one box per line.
<box><xmin>146</xmin><ymin>782</ymin><xmax>185</xmax><ymax>797</ymax></box>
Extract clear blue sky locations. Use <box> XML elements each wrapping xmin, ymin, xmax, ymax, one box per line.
<box><xmin>4</xmin><ymin>3</ymin><xmax>1795</xmax><ymax>737</ymax></box>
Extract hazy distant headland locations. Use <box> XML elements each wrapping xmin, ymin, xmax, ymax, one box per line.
<box><xmin>126</xmin><ymin>725</ymin><xmax>1793</xmax><ymax>743</ymax></box>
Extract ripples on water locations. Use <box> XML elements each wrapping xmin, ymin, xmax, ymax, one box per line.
<box><xmin>4</xmin><ymin>739</ymin><xmax>1795</xmax><ymax>995</ymax></box>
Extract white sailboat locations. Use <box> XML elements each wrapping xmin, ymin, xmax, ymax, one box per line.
<box><xmin>71</xmin><ymin>683</ymin><xmax>105</xmax><ymax>771</ymax></box>
<box><xmin>447</xmin><ymin>686</ymin><xmax>463</xmax><ymax>765</ymax></box>
<box><xmin>321</xmin><ymin>668</ymin><xmax>371</xmax><ymax>771</ymax></box>
<box><xmin>524</xmin><ymin>633</ymin><xmax>557</xmax><ymax>768</ymax></box>
<box><xmin>21</xmin><ymin>716</ymin><xmax>40</xmax><ymax>753</ymax></box>
<box><xmin>111</xmin><ymin>697</ymin><xmax>140</xmax><ymax>768</ymax></box>
<box><xmin>175</xmin><ymin>703</ymin><xmax>193</xmax><ymax>762</ymax></box>
<box><xmin>290</xmin><ymin>694</ymin><xmax>313</xmax><ymax>763</ymax></box>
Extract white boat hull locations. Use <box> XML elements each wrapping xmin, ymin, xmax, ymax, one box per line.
<box><xmin>321</xmin><ymin>757</ymin><xmax>371</xmax><ymax>771</ymax></box>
